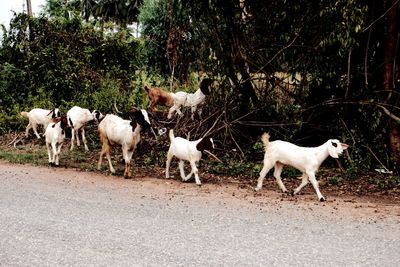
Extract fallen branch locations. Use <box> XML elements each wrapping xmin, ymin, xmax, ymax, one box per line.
<box><xmin>204</xmin><ymin>149</ymin><xmax>223</xmax><ymax>163</ymax></box>
<box><xmin>7</xmin><ymin>134</ymin><xmax>19</xmax><ymax>146</ymax></box>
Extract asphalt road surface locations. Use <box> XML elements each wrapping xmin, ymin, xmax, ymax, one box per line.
<box><xmin>1</xmin><ymin>161</ymin><xmax>399</xmax><ymax>266</ymax></box>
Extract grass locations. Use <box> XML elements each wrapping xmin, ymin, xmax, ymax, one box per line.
<box><xmin>0</xmin><ymin>150</ymin><xmax>48</xmax><ymax>165</ymax></box>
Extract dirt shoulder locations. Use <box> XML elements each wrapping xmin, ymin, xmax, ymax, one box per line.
<box><xmin>1</xmin><ymin>159</ymin><xmax>399</xmax><ymax>222</ymax></box>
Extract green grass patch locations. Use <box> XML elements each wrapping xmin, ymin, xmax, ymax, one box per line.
<box><xmin>0</xmin><ymin>150</ymin><xmax>48</xmax><ymax>165</ymax></box>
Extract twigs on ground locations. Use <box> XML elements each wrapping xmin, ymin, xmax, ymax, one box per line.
<box><xmin>7</xmin><ymin>132</ymin><xmax>25</xmax><ymax>148</ymax></box>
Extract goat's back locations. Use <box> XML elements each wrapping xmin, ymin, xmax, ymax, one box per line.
<box><xmin>171</xmin><ymin>91</ymin><xmax>188</xmax><ymax>105</ymax></box>
<box><xmin>169</xmin><ymin>137</ymin><xmax>202</xmax><ymax>161</ymax></box>
<box><xmin>67</xmin><ymin>106</ymin><xmax>92</xmax><ymax>127</ymax></box>
<box><xmin>265</xmin><ymin>140</ymin><xmax>321</xmax><ymax>171</ymax></box>
<box><xmin>27</xmin><ymin>108</ymin><xmax>53</xmax><ymax>125</ymax></box>
<box><xmin>98</xmin><ymin>114</ymin><xmax>135</xmax><ymax>144</ymax></box>
<box><xmin>184</xmin><ymin>89</ymin><xmax>206</xmax><ymax>106</ymax></box>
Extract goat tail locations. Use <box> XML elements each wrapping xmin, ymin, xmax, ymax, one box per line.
<box><xmin>169</xmin><ymin>129</ymin><xmax>175</xmax><ymax>141</ymax></box>
<box><xmin>20</xmin><ymin>111</ymin><xmax>29</xmax><ymax>118</ymax></box>
<box><xmin>261</xmin><ymin>132</ymin><xmax>270</xmax><ymax>150</ymax></box>
<box><xmin>144</xmin><ymin>86</ymin><xmax>150</xmax><ymax>93</ymax></box>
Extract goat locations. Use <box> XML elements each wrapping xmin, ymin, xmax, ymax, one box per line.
<box><xmin>144</xmin><ymin>86</ymin><xmax>175</xmax><ymax>111</ymax></box>
<box><xmin>165</xmin><ymin>129</ymin><xmax>214</xmax><ymax>185</ymax></box>
<box><xmin>21</xmin><ymin>108</ymin><xmax>61</xmax><ymax>139</ymax></box>
<box><xmin>144</xmin><ymin>78</ymin><xmax>213</xmax><ymax>120</ymax></box>
<box><xmin>97</xmin><ymin>109</ymin><xmax>151</xmax><ymax>178</ymax></box>
<box><xmin>45</xmin><ymin>116</ymin><xmax>68</xmax><ymax>166</ymax></box>
<box><xmin>67</xmin><ymin>106</ymin><xmax>104</xmax><ymax>151</ymax></box>
<box><xmin>168</xmin><ymin>78</ymin><xmax>213</xmax><ymax>119</ymax></box>
<box><xmin>255</xmin><ymin>133</ymin><xmax>349</xmax><ymax>201</ymax></box>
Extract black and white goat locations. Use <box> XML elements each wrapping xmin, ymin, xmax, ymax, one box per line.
<box><xmin>21</xmin><ymin>108</ymin><xmax>61</xmax><ymax>139</ymax></box>
<box><xmin>168</xmin><ymin>78</ymin><xmax>214</xmax><ymax>119</ymax></box>
<box><xmin>165</xmin><ymin>129</ymin><xmax>214</xmax><ymax>185</ymax></box>
<box><xmin>255</xmin><ymin>133</ymin><xmax>349</xmax><ymax>201</ymax></box>
<box><xmin>45</xmin><ymin>116</ymin><xmax>68</xmax><ymax>166</ymax></box>
<box><xmin>97</xmin><ymin>109</ymin><xmax>151</xmax><ymax>178</ymax></box>
<box><xmin>67</xmin><ymin>106</ymin><xmax>104</xmax><ymax>151</ymax></box>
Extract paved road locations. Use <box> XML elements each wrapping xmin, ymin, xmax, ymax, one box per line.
<box><xmin>0</xmin><ymin>161</ymin><xmax>399</xmax><ymax>266</ymax></box>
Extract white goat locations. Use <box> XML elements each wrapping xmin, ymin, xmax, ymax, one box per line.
<box><xmin>165</xmin><ymin>129</ymin><xmax>214</xmax><ymax>185</ymax></box>
<box><xmin>97</xmin><ymin>110</ymin><xmax>151</xmax><ymax>178</ymax></box>
<box><xmin>45</xmin><ymin>116</ymin><xmax>68</xmax><ymax>166</ymax></box>
<box><xmin>67</xmin><ymin>106</ymin><xmax>104</xmax><ymax>151</ymax></box>
<box><xmin>255</xmin><ymin>133</ymin><xmax>349</xmax><ymax>201</ymax></box>
<box><xmin>21</xmin><ymin>108</ymin><xmax>61</xmax><ymax>139</ymax></box>
<box><xmin>167</xmin><ymin>78</ymin><xmax>213</xmax><ymax>119</ymax></box>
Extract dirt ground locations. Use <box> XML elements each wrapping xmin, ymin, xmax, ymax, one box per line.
<box><xmin>1</xmin><ymin>159</ymin><xmax>400</xmax><ymax>223</ymax></box>
<box><xmin>1</xmin><ymin>132</ymin><xmax>399</xmax><ymax>209</ymax></box>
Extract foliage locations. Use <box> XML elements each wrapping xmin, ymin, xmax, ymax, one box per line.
<box><xmin>68</xmin><ymin>0</ymin><xmax>142</xmax><ymax>27</ymax></box>
<box><xmin>138</xmin><ymin>0</ymin><xmax>170</xmax><ymax>75</ymax></box>
<box><xmin>1</xmin><ymin>0</ymin><xmax>399</xmax><ymax>177</ymax></box>
<box><xmin>0</xmin><ymin>13</ymin><xmax>140</xmax><ymax>132</ymax></box>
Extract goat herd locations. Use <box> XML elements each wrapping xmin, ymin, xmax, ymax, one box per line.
<box><xmin>19</xmin><ymin>78</ymin><xmax>349</xmax><ymax>202</ymax></box>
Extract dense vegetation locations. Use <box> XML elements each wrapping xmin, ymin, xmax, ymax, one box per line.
<box><xmin>0</xmin><ymin>0</ymin><xmax>399</xmax><ymax>176</ymax></box>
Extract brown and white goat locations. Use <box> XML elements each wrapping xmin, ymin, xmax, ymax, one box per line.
<box><xmin>21</xmin><ymin>108</ymin><xmax>61</xmax><ymax>139</ymax></box>
<box><xmin>165</xmin><ymin>129</ymin><xmax>214</xmax><ymax>185</ymax></box>
<box><xmin>97</xmin><ymin>110</ymin><xmax>151</xmax><ymax>178</ymax></box>
<box><xmin>144</xmin><ymin>86</ymin><xmax>175</xmax><ymax>111</ymax></box>
<box><xmin>144</xmin><ymin>78</ymin><xmax>213</xmax><ymax>119</ymax></box>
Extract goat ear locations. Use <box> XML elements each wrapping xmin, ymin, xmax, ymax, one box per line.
<box><xmin>341</xmin><ymin>143</ymin><xmax>349</xmax><ymax>150</ymax></box>
<box><xmin>134</xmin><ymin>110</ymin><xmax>150</xmax><ymax>128</ymax></box>
<box><xmin>93</xmin><ymin>110</ymin><xmax>101</xmax><ymax>122</ymax></box>
<box><xmin>130</xmin><ymin>120</ymin><xmax>137</xmax><ymax>131</ymax></box>
<box><xmin>48</xmin><ymin>108</ymin><xmax>55</xmax><ymax>117</ymax></box>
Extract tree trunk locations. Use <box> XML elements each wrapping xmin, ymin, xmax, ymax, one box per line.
<box><xmin>384</xmin><ymin>0</ymin><xmax>400</xmax><ymax>165</ymax></box>
<box><xmin>383</xmin><ymin>0</ymin><xmax>397</xmax><ymax>101</ymax></box>
<box><xmin>390</xmin><ymin>123</ymin><xmax>400</xmax><ymax>167</ymax></box>
<box><xmin>26</xmin><ymin>0</ymin><xmax>32</xmax><ymax>17</ymax></box>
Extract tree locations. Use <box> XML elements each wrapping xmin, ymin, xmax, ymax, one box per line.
<box><xmin>26</xmin><ymin>0</ymin><xmax>33</xmax><ymax>16</ymax></box>
<box><xmin>67</xmin><ymin>0</ymin><xmax>143</xmax><ymax>28</ymax></box>
<box><xmin>383</xmin><ymin>0</ymin><xmax>400</xmax><ymax>165</ymax></box>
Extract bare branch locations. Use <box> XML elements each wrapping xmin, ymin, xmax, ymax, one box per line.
<box><xmin>376</xmin><ymin>104</ymin><xmax>400</xmax><ymax>123</ymax></box>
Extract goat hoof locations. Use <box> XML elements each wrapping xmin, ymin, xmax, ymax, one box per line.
<box><xmin>319</xmin><ymin>197</ymin><xmax>326</xmax><ymax>202</ymax></box>
<box><xmin>196</xmin><ymin>183</ymin><xmax>202</xmax><ymax>187</ymax></box>
<box><xmin>254</xmin><ymin>187</ymin><xmax>260</xmax><ymax>192</ymax></box>
<box><xmin>290</xmin><ymin>190</ymin><xmax>295</xmax><ymax>196</ymax></box>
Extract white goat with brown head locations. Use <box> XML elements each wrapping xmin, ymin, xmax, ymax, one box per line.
<box><xmin>255</xmin><ymin>133</ymin><xmax>349</xmax><ymax>201</ymax></box>
<box><xmin>97</xmin><ymin>109</ymin><xmax>151</xmax><ymax>178</ymax></box>
<box><xmin>165</xmin><ymin>129</ymin><xmax>214</xmax><ymax>185</ymax></box>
